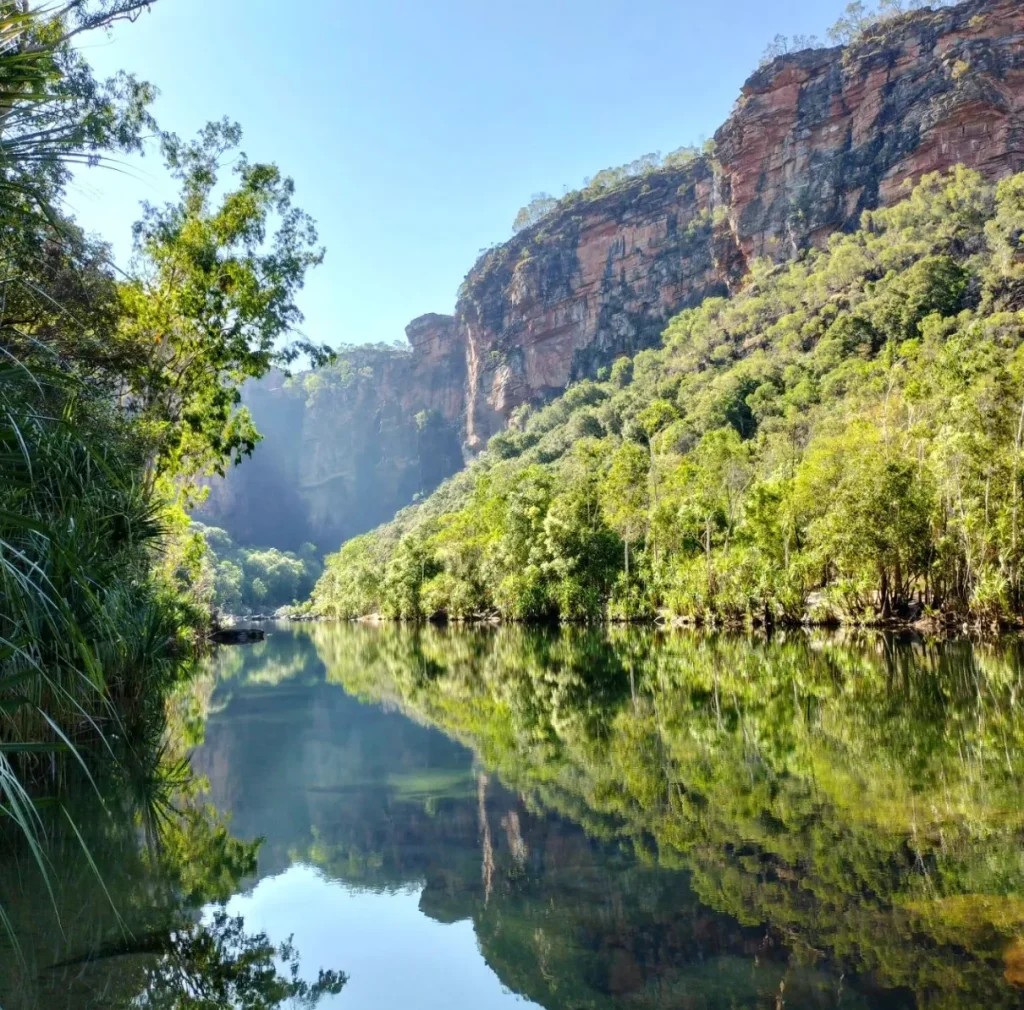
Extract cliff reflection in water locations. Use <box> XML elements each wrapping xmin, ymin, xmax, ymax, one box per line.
<box><xmin>192</xmin><ymin>623</ymin><xmax>1024</xmax><ymax>1009</ymax></box>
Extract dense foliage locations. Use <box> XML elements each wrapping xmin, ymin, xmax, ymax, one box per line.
<box><xmin>0</xmin><ymin>0</ymin><xmax>327</xmax><ymax>975</ymax></box>
<box><xmin>194</xmin><ymin>522</ymin><xmax>322</xmax><ymax>614</ymax></box>
<box><xmin>317</xmin><ymin>169</ymin><xmax>1024</xmax><ymax>626</ymax></box>
<box><xmin>0</xmin><ymin>1</ymin><xmax>322</xmax><ymax>730</ymax></box>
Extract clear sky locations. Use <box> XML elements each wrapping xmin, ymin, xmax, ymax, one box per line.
<box><xmin>71</xmin><ymin>0</ymin><xmax>857</xmax><ymax>350</ymax></box>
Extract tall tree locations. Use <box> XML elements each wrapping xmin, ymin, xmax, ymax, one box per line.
<box><xmin>118</xmin><ymin>121</ymin><xmax>330</xmax><ymax>487</ymax></box>
<box><xmin>600</xmin><ymin>441</ymin><xmax>650</xmax><ymax>582</ymax></box>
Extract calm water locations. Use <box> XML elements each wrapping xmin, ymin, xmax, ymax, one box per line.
<box><xmin>4</xmin><ymin>623</ymin><xmax>1024</xmax><ymax>1008</ymax></box>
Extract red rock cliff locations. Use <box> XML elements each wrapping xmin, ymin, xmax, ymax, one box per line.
<box><xmin>715</xmin><ymin>0</ymin><xmax>1024</xmax><ymax>265</ymax></box>
<box><xmin>440</xmin><ymin>0</ymin><xmax>1024</xmax><ymax>448</ymax></box>
<box><xmin>203</xmin><ymin>0</ymin><xmax>1024</xmax><ymax>551</ymax></box>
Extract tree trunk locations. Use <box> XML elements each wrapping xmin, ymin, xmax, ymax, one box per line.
<box><xmin>705</xmin><ymin>516</ymin><xmax>714</xmax><ymax>595</ymax></box>
<box><xmin>624</xmin><ymin>540</ymin><xmax>630</xmax><ymax>621</ymax></box>
<box><xmin>1011</xmin><ymin>392</ymin><xmax>1024</xmax><ymax>605</ymax></box>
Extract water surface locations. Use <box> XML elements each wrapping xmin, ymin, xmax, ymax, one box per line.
<box><xmin>5</xmin><ymin>624</ymin><xmax>1024</xmax><ymax>1008</ymax></box>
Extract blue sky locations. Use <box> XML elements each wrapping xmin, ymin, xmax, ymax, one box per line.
<box><xmin>72</xmin><ymin>0</ymin><xmax>858</xmax><ymax>350</ymax></box>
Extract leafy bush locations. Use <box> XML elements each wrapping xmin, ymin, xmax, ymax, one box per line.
<box><xmin>194</xmin><ymin>524</ymin><xmax>322</xmax><ymax>613</ymax></box>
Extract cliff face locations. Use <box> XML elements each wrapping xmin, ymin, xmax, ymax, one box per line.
<box><xmin>459</xmin><ymin>0</ymin><xmax>1024</xmax><ymax>447</ymax></box>
<box><xmin>458</xmin><ymin>160</ymin><xmax>725</xmax><ymax>448</ymax></box>
<box><xmin>715</xmin><ymin>0</ymin><xmax>1024</xmax><ymax>266</ymax></box>
<box><xmin>202</xmin><ymin>0</ymin><xmax>1024</xmax><ymax>551</ymax></box>
<box><xmin>195</xmin><ymin>326</ymin><xmax>466</xmax><ymax>551</ymax></box>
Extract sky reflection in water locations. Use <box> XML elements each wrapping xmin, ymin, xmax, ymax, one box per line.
<box><xmin>226</xmin><ymin>866</ymin><xmax>539</xmax><ymax>1009</ymax></box>
<box><xmin>7</xmin><ymin>622</ymin><xmax>1024</xmax><ymax>1009</ymax></box>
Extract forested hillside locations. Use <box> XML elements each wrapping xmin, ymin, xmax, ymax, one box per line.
<box><xmin>203</xmin><ymin>0</ymin><xmax>1023</xmax><ymax>555</ymax></box>
<box><xmin>314</xmin><ymin>169</ymin><xmax>1024</xmax><ymax>626</ymax></box>
<box><xmin>194</xmin><ymin>522</ymin><xmax>322</xmax><ymax>613</ymax></box>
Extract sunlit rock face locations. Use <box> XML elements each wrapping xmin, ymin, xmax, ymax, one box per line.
<box><xmin>715</xmin><ymin>0</ymin><xmax>1024</xmax><ymax>266</ymax></box>
<box><xmin>200</xmin><ymin>0</ymin><xmax>1024</xmax><ymax>550</ymax></box>
<box><xmin>458</xmin><ymin>0</ymin><xmax>1024</xmax><ymax>446</ymax></box>
<box><xmin>456</xmin><ymin>159</ymin><xmax>726</xmax><ymax>450</ymax></box>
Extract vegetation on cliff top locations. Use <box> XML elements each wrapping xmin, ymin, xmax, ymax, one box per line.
<box><xmin>508</xmin><ymin>1</ymin><xmax>963</xmax><ymax>247</ymax></box>
<box><xmin>763</xmin><ymin>0</ymin><xmax>961</xmax><ymax>65</ymax></box>
<box><xmin>315</xmin><ymin>168</ymin><xmax>1024</xmax><ymax>627</ymax></box>
<box><xmin>510</xmin><ymin>145</ymin><xmax>706</xmax><ymax>235</ymax></box>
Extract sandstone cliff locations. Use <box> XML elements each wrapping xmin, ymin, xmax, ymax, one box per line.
<box><xmin>195</xmin><ymin>329</ymin><xmax>466</xmax><ymax>551</ymax></box>
<box><xmin>201</xmin><ymin>0</ymin><xmax>1024</xmax><ymax>550</ymax></box>
<box><xmin>461</xmin><ymin>0</ymin><xmax>1024</xmax><ymax>447</ymax></box>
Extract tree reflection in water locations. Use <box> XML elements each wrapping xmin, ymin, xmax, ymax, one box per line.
<box><xmin>308</xmin><ymin>624</ymin><xmax>1024</xmax><ymax>1009</ymax></box>
<box><xmin>0</xmin><ymin>661</ymin><xmax>345</xmax><ymax>1010</ymax></box>
<box><xmin>8</xmin><ymin>624</ymin><xmax>1024</xmax><ymax>1009</ymax></box>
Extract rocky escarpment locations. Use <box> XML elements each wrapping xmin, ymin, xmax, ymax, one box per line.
<box><xmin>195</xmin><ymin>324</ymin><xmax>466</xmax><ymax>551</ymax></box>
<box><xmin>460</xmin><ymin>0</ymin><xmax>1024</xmax><ymax>447</ymax></box>
<box><xmin>458</xmin><ymin>159</ymin><xmax>726</xmax><ymax>448</ymax></box>
<box><xmin>715</xmin><ymin>0</ymin><xmax>1024</xmax><ymax>265</ymax></box>
<box><xmin>202</xmin><ymin>0</ymin><xmax>1024</xmax><ymax>551</ymax></box>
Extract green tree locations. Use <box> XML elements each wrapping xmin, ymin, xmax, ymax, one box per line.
<box><xmin>796</xmin><ymin>423</ymin><xmax>933</xmax><ymax>617</ymax></box>
<box><xmin>545</xmin><ymin>448</ymin><xmax>620</xmax><ymax>619</ymax></box>
<box><xmin>600</xmin><ymin>441</ymin><xmax>650</xmax><ymax>583</ymax></box>
<box><xmin>512</xmin><ymin>192</ymin><xmax>558</xmax><ymax>233</ymax></box>
<box><xmin>678</xmin><ymin>429</ymin><xmax>751</xmax><ymax>574</ymax></box>
<box><xmin>119</xmin><ymin>121</ymin><xmax>330</xmax><ymax>488</ymax></box>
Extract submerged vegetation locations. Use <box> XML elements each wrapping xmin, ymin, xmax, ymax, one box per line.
<box><xmin>316</xmin><ymin>168</ymin><xmax>1024</xmax><ymax>628</ymax></box>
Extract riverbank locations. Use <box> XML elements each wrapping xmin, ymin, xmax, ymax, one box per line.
<box><xmin>294</xmin><ymin>607</ymin><xmax>1020</xmax><ymax>638</ymax></box>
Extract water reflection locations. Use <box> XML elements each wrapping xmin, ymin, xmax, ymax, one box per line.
<box><xmin>193</xmin><ymin>624</ymin><xmax>1024</xmax><ymax>1008</ymax></box>
<box><xmin>4</xmin><ymin>624</ymin><xmax>1024</xmax><ymax>1008</ymax></box>
<box><xmin>0</xmin><ymin>777</ymin><xmax>343</xmax><ymax>1009</ymax></box>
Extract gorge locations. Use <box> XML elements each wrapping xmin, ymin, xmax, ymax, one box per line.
<box><xmin>199</xmin><ymin>0</ymin><xmax>1024</xmax><ymax>553</ymax></box>
<box><xmin>13</xmin><ymin>4</ymin><xmax>1024</xmax><ymax>1008</ymax></box>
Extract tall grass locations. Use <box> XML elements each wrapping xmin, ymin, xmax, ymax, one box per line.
<box><xmin>0</xmin><ymin>359</ymin><xmax>180</xmax><ymax>937</ymax></box>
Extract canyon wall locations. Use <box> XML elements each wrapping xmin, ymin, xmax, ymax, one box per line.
<box><xmin>194</xmin><ymin>329</ymin><xmax>466</xmax><ymax>551</ymax></box>
<box><xmin>201</xmin><ymin>0</ymin><xmax>1024</xmax><ymax>550</ymax></box>
<box><xmin>461</xmin><ymin>0</ymin><xmax>1024</xmax><ymax>448</ymax></box>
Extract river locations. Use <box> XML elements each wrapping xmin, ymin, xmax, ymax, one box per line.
<box><xmin>4</xmin><ymin>623</ymin><xmax>1024</xmax><ymax>1008</ymax></box>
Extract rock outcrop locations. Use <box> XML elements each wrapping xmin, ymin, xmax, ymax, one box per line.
<box><xmin>195</xmin><ymin>329</ymin><xmax>466</xmax><ymax>551</ymax></box>
<box><xmin>715</xmin><ymin>0</ymin><xmax>1024</xmax><ymax>266</ymax></box>
<box><xmin>201</xmin><ymin>0</ymin><xmax>1024</xmax><ymax>550</ymax></box>
<box><xmin>459</xmin><ymin>0</ymin><xmax>1024</xmax><ymax>447</ymax></box>
<box><xmin>458</xmin><ymin>159</ymin><xmax>725</xmax><ymax>449</ymax></box>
